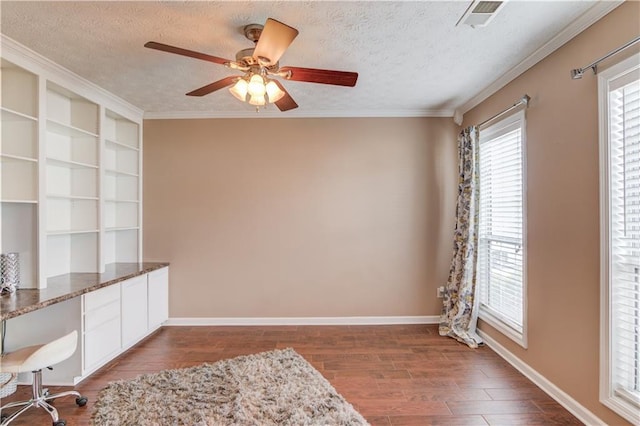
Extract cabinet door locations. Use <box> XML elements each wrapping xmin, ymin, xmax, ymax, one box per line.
<box><xmin>148</xmin><ymin>267</ymin><xmax>169</xmax><ymax>329</ymax></box>
<box><xmin>84</xmin><ymin>316</ymin><xmax>121</xmax><ymax>372</ymax></box>
<box><xmin>121</xmin><ymin>275</ymin><xmax>148</xmax><ymax>348</ymax></box>
<box><xmin>83</xmin><ymin>284</ymin><xmax>121</xmax><ymax>373</ymax></box>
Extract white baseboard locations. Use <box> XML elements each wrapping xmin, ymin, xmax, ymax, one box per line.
<box><xmin>477</xmin><ymin>330</ymin><xmax>605</xmax><ymax>426</ymax></box>
<box><xmin>165</xmin><ymin>315</ymin><xmax>440</xmax><ymax>326</ymax></box>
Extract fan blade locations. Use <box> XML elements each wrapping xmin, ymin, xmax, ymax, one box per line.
<box><xmin>186</xmin><ymin>76</ymin><xmax>238</xmax><ymax>96</ymax></box>
<box><xmin>280</xmin><ymin>67</ymin><xmax>358</xmax><ymax>87</ymax></box>
<box><xmin>273</xmin><ymin>81</ymin><xmax>298</xmax><ymax>111</ymax></box>
<box><xmin>144</xmin><ymin>41</ymin><xmax>230</xmax><ymax>65</ymax></box>
<box><xmin>253</xmin><ymin>18</ymin><xmax>299</xmax><ymax>66</ymax></box>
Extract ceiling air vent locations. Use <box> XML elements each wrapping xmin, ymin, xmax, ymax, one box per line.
<box><xmin>457</xmin><ymin>1</ymin><xmax>506</xmax><ymax>28</ymax></box>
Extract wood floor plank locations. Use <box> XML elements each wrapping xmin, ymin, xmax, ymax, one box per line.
<box><xmin>390</xmin><ymin>415</ymin><xmax>489</xmax><ymax>425</ymax></box>
<box><xmin>367</xmin><ymin>415</ymin><xmax>393</xmax><ymax>426</ymax></box>
<box><xmin>483</xmin><ymin>412</ymin><xmax>584</xmax><ymax>425</ymax></box>
<box><xmin>455</xmin><ymin>375</ymin><xmax>540</xmax><ymax>390</ymax></box>
<box><xmin>323</xmin><ymin>360</ymin><xmax>396</xmax><ymax>371</ymax></box>
<box><xmin>376</xmin><ymin>377</ymin><xmax>461</xmax><ymax>391</ymax></box>
<box><xmin>0</xmin><ymin>325</ymin><xmax>583</xmax><ymax>425</ymax></box>
<box><xmin>356</xmin><ymin>400</ymin><xmax>451</xmax><ymax>416</ymax></box>
<box><xmin>403</xmin><ymin>389</ymin><xmax>492</xmax><ymax>402</ymax></box>
<box><xmin>447</xmin><ymin>400</ymin><xmax>542</xmax><ymax>415</ymax></box>
<box><xmin>485</xmin><ymin>387</ymin><xmax>552</xmax><ymax>401</ymax></box>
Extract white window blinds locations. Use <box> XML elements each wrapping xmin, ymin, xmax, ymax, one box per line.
<box><xmin>478</xmin><ymin>111</ymin><xmax>526</xmax><ymax>345</ymax></box>
<box><xmin>608</xmin><ymin>68</ymin><xmax>640</xmax><ymax>409</ymax></box>
<box><xmin>600</xmin><ymin>53</ymin><xmax>640</xmax><ymax>424</ymax></box>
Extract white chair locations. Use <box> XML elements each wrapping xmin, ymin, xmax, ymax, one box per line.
<box><xmin>0</xmin><ymin>330</ymin><xmax>87</xmax><ymax>426</ymax></box>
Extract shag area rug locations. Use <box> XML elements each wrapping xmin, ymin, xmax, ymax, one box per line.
<box><xmin>91</xmin><ymin>348</ymin><xmax>369</xmax><ymax>426</ymax></box>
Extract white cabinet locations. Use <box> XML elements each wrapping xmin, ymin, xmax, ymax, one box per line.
<box><xmin>121</xmin><ymin>266</ymin><xmax>169</xmax><ymax>350</ymax></box>
<box><xmin>82</xmin><ymin>284</ymin><xmax>121</xmax><ymax>373</ymax></box>
<box><xmin>148</xmin><ymin>267</ymin><xmax>169</xmax><ymax>329</ymax></box>
<box><xmin>121</xmin><ymin>275</ymin><xmax>148</xmax><ymax>348</ymax></box>
<box><xmin>120</xmin><ymin>266</ymin><xmax>169</xmax><ymax>351</ymax></box>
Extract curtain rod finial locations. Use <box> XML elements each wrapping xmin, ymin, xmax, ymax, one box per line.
<box><xmin>571</xmin><ymin>68</ymin><xmax>584</xmax><ymax>79</ymax></box>
<box><xmin>521</xmin><ymin>95</ymin><xmax>530</xmax><ymax>106</ymax></box>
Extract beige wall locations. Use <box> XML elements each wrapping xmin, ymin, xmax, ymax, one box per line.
<box><xmin>143</xmin><ymin>117</ymin><xmax>458</xmax><ymax>319</ymax></box>
<box><xmin>462</xmin><ymin>2</ymin><xmax>639</xmax><ymax>425</ymax></box>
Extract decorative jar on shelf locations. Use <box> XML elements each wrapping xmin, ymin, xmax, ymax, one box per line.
<box><xmin>0</xmin><ymin>252</ymin><xmax>20</xmax><ymax>293</ymax></box>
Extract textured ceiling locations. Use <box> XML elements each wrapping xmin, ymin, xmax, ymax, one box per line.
<box><xmin>0</xmin><ymin>1</ymin><xmax>609</xmax><ymax>118</ymax></box>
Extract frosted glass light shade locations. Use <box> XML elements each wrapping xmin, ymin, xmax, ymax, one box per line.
<box><xmin>229</xmin><ymin>79</ymin><xmax>248</xmax><ymax>101</ymax></box>
<box><xmin>247</xmin><ymin>74</ymin><xmax>266</xmax><ymax>96</ymax></box>
<box><xmin>248</xmin><ymin>94</ymin><xmax>266</xmax><ymax>106</ymax></box>
<box><xmin>265</xmin><ymin>81</ymin><xmax>285</xmax><ymax>103</ymax></box>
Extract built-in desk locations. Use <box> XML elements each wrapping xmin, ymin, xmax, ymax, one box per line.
<box><xmin>1</xmin><ymin>263</ymin><xmax>169</xmax><ymax>321</ymax></box>
<box><xmin>1</xmin><ymin>262</ymin><xmax>170</xmax><ymax>385</ymax></box>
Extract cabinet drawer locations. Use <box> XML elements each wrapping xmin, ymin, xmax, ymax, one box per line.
<box><xmin>84</xmin><ymin>299</ymin><xmax>119</xmax><ymax>332</ymax></box>
<box><xmin>84</xmin><ymin>284</ymin><xmax>120</xmax><ymax>312</ymax></box>
<box><xmin>84</xmin><ymin>316</ymin><xmax>121</xmax><ymax>371</ymax></box>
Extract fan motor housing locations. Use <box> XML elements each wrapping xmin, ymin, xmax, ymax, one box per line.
<box><xmin>236</xmin><ymin>48</ymin><xmax>258</xmax><ymax>65</ymax></box>
<box><xmin>235</xmin><ymin>47</ymin><xmax>279</xmax><ymax>70</ymax></box>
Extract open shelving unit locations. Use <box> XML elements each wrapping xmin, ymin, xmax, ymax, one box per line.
<box><xmin>1</xmin><ymin>45</ymin><xmax>143</xmax><ymax>289</ymax></box>
<box><xmin>44</xmin><ymin>82</ymin><xmax>100</xmax><ymax>278</ymax></box>
<box><xmin>103</xmin><ymin>110</ymin><xmax>141</xmax><ymax>265</ymax></box>
<box><xmin>1</xmin><ymin>59</ymin><xmax>39</xmax><ymax>287</ymax></box>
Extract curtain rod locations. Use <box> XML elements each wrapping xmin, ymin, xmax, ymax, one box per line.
<box><xmin>478</xmin><ymin>94</ymin><xmax>530</xmax><ymax>128</ymax></box>
<box><xmin>571</xmin><ymin>35</ymin><xmax>640</xmax><ymax>79</ymax></box>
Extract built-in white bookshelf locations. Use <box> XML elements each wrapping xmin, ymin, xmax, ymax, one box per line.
<box><xmin>103</xmin><ymin>110</ymin><xmax>140</xmax><ymax>264</ymax></box>
<box><xmin>45</xmin><ymin>82</ymin><xmax>100</xmax><ymax>278</ymax></box>
<box><xmin>1</xmin><ymin>42</ymin><xmax>143</xmax><ymax>288</ymax></box>
<box><xmin>1</xmin><ymin>59</ymin><xmax>39</xmax><ymax>287</ymax></box>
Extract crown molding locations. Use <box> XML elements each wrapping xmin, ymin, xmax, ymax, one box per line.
<box><xmin>143</xmin><ymin>108</ymin><xmax>454</xmax><ymax>120</ymax></box>
<box><xmin>453</xmin><ymin>0</ymin><xmax>623</xmax><ymax>125</ymax></box>
<box><xmin>1</xmin><ymin>35</ymin><xmax>144</xmax><ymax>121</ymax></box>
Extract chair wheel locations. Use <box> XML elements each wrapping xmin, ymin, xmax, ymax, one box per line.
<box><xmin>53</xmin><ymin>420</ymin><xmax>66</xmax><ymax>426</ymax></box>
<box><xmin>76</xmin><ymin>396</ymin><xmax>88</xmax><ymax>407</ymax></box>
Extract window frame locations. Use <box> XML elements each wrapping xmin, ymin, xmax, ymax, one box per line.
<box><xmin>599</xmin><ymin>52</ymin><xmax>640</xmax><ymax>424</ymax></box>
<box><xmin>477</xmin><ymin>109</ymin><xmax>528</xmax><ymax>349</ymax></box>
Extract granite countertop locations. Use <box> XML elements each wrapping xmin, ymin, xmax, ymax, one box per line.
<box><xmin>0</xmin><ymin>262</ymin><xmax>169</xmax><ymax>321</ymax></box>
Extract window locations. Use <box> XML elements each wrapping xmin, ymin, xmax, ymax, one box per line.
<box><xmin>599</xmin><ymin>53</ymin><xmax>640</xmax><ymax>424</ymax></box>
<box><xmin>478</xmin><ymin>110</ymin><xmax>527</xmax><ymax>347</ymax></box>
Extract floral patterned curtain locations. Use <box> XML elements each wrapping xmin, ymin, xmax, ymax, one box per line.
<box><xmin>439</xmin><ymin>126</ymin><xmax>483</xmax><ymax>348</ymax></box>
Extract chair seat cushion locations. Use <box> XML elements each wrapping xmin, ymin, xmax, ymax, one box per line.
<box><xmin>0</xmin><ymin>330</ymin><xmax>78</xmax><ymax>373</ymax></box>
<box><xmin>0</xmin><ymin>344</ymin><xmax>44</xmax><ymax>373</ymax></box>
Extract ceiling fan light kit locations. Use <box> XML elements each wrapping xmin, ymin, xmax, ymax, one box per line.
<box><xmin>144</xmin><ymin>17</ymin><xmax>358</xmax><ymax>112</ymax></box>
<box><xmin>229</xmin><ymin>73</ymin><xmax>286</xmax><ymax>107</ymax></box>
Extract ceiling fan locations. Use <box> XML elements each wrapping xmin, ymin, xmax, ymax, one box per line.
<box><xmin>144</xmin><ymin>18</ymin><xmax>358</xmax><ymax>112</ymax></box>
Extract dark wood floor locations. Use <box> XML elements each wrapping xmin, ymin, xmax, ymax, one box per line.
<box><xmin>1</xmin><ymin>324</ymin><xmax>582</xmax><ymax>425</ymax></box>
